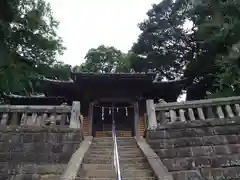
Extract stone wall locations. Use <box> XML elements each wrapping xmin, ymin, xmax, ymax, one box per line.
<box><xmin>0</xmin><ymin>126</ymin><xmax>82</xmax><ymax>179</ymax></box>
<box><xmin>147</xmin><ymin>117</ymin><xmax>240</xmax><ymax>180</ymax></box>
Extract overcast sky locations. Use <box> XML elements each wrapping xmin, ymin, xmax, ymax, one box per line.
<box><xmin>47</xmin><ymin>0</ymin><xmax>160</xmax><ymax>66</ymax></box>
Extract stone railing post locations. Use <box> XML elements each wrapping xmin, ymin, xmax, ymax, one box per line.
<box><xmin>69</xmin><ymin>101</ymin><xmax>81</xmax><ymax>129</ymax></box>
<box><xmin>146</xmin><ymin>99</ymin><xmax>157</xmax><ymax>129</ymax></box>
<box><xmin>0</xmin><ymin>105</ymin><xmax>72</xmax><ymax>126</ymax></box>
<box><xmin>155</xmin><ymin>96</ymin><xmax>240</xmax><ymax>123</ymax></box>
<box><xmin>156</xmin><ymin>99</ymin><xmax>169</xmax><ymax>124</ymax></box>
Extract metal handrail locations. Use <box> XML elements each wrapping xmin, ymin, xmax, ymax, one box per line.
<box><xmin>112</xmin><ymin>121</ymin><xmax>122</xmax><ymax>180</ymax></box>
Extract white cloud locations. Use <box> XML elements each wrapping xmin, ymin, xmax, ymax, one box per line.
<box><xmin>46</xmin><ymin>0</ymin><xmax>161</xmax><ymax>66</ymax></box>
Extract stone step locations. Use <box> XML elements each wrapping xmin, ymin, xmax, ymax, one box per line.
<box><xmin>119</xmin><ymin>153</ymin><xmax>143</xmax><ymax>158</ymax></box>
<box><xmin>82</xmin><ymin>163</ymin><xmax>150</xmax><ymax>171</ymax></box>
<box><xmin>92</xmin><ymin>142</ymin><xmax>136</xmax><ymax>145</ymax></box>
<box><xmin>92</xmin><ymin>139</ymin><xmax>137</xmax><ymax>143</ymax></box>
<box><xmin>90</xmin><ymin>145</ymin><xmax>138</xmax><ymax>149</ymax></box>
<box><xmin>87</xmin><ymin>152</ymin><xmax>142</xmax><ymax>158</ymax></box>
<box><xmin>93</xmin><ymin>137</ymin><xmax>135</xmax><ymax>141</ymax></box>
<box><xmin>84</xmin><ymin>155</ymin><xmax>138</xmax><ymax>160</ymax></box>
<box><xmin>93</xmin><ymin>139</ymin><xmax>136</xmax><ymax>143</ymax></box>
<box><xmin>117</xmin><ymin>144</ymin><xmax>137</xmax><ymax>146</ymax></box>
<box><xmin>78</xmin><ymin>137</ymin><xmax>156</xmax><ymax>180</ymax></box>
<box><xmin>90</xmin><ymin>144</ymin><xmax>112</xmax><ymax>147</ymax></box>
<box><xmin>84</xmin><ymin>156</ymin><xmax>112</xmax><ymax>161</ymax></box>
<box><xmin>117</xmin><ymin>147</ymin><xmax>141</xmax><ymax>151</ymax></box>
<box><xmin>91</xmin><ymin>142</ymin><xmax>136</xmax><ymax>146</ymax></box>
<box><xmin>87</xmin><ymin>149</ymin><xmax>142</xmax><ymax>155</ymax></box>
<box><xmin>118</xmin><ymin>145</ymin><xmax>138</xmax><ymax>148</ymax></box>
<box><xmin>83</xmin><ymin>158</ymin><xmax>112</xmax><ymax>164</ymax></box>
<box><xmin>90</xmin><ymin>145</ymin><xmax>139</xmax><ymax>149</ymax></box>
<box><xmin>75</xmin><ymin>177</ymin><xmax>156</xmax><ymax>180</ymax></box>
<box><xmin>94</xmin><ymin>137</ymin><xmax>135</xmax><ymax>140</ymax></box>
<box><xmin>91</xmin><ymin>142</ymin><xmax>137</xmax><ymax>147</ymax></box>
<box><xmin>86</xmin><ymin>153</ymin><xmax>143</xmax><ymax>159</ymax></box>
<box><xmin>86</xmin><ymin>149</ymin><xmax>143</xmax><ymax>155</ymax></box>
<box><xmin>89</xmin><ymin>149</ymin><xmax>141</xmax><ymax>154</ymax></box>
<box><xmin>78</xmin><ymin>170</ymin><xmax>154</xmax><ymax>178</ymax></box>
<box><xmin>83</xmin><ymin>157</ymin><xmax>146</xmax><ymax>164</ymax></box>
<box><xmin>90</xmin><ymin>144</ymin><xmax>113</xmax><ymax>147</ymax></box>
<box><xmin>89</xmin><ymin>146</ymin><xmax>113</xmax><ymax>149</ymax></box>
<box><xmin>88</xmin><ymin>149</ymin><xmax>139</xmax><ymax>154</ymax></box>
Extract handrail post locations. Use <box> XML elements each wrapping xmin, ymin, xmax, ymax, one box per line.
<box><xmin>112</xmin><ymin>121</ymin><xmax>121</xmax><ymax>180</ymax></box>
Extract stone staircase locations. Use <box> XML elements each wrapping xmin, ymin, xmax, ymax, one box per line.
<box><xmin>76</xmin><ymin>137</ymin><xmax>156</xmax><ymax>180</ymax></box>
<box><xmin>117</xmin><ymin>137</ymin><xmax>156</xmax><ymax>180</ymax></box>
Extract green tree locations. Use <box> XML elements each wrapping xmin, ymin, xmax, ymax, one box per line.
<box><xmin>75</xmin><ymin>45</ymin><xmax>130</xmax><ymax>73</ymax></box>
<box><xmin>0</xmin><ymin>0</ymin><xmax>66</xmax><ymax>95</ymax></box>
<box><xmin>185</xmin><ymin>0</ymin><xmax>240</xmax><ymax>99</ymax></box>
<box><xmin>131</xmin><ymin>0</ymin><xmax>191</xmax><ymax>80</ymax></box>
<box><xmin>133</xmin><ymin>0</ymin><xmax>240</xmax><ymax>99</ymax></box>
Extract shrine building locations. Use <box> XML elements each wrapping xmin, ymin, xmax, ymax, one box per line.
<box><xmin>4</xmin><ymin>72</ymin><xmax>185</xmax><ymax>137</ymax></box>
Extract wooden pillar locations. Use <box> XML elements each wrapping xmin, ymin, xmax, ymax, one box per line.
<box><xmin>69</xmin><ymin>101</ymin><xmax>81</xmax><ymax>129</ymax></box>
<box><xmin>88</xmin><ymin>102</ymin><xmax>94</xmax><ymax>136</ymax></box>
<box><xmin>146</xmin><ymin>99</ymin><xmax>157</xmax><ymax>129</ymax></box>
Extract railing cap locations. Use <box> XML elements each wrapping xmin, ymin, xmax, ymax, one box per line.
<box><xmin>0</xmin><ymin>105</ymin><xmax>72</xmax><ymax>113</ymax></box>
<box><xmin>156</xmin><ymin>96</ymin><xmax>240</xmax><ymax>110</ymax></box>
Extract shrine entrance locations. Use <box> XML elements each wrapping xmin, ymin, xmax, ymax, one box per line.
<box><xmin>92</xmin><ymin>101</ymin><xmax>135</xmax><ymax>137</ymax></box>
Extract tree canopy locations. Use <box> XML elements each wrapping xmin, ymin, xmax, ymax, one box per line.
<box><xmin>183</xmin><ymin>0</ymin><xmax>240</xmax><ymax>99</ymax></box>
<box><xmin>131</xmin><ymin>0</ymin><xmax>191</xmax><ymax>80</ymax></box>
<box><xmin>73</xmin><ymin>45</ymin><xmax>131</xmax><ymax>73</ymax></box>
<box><xmin>132</xmin><ymin>0</ymin><xmax>240</xmax><ymax>99</ymax></box>
<box><xmin>0</xmin><ymin>0</ymin><xmax>68</xmax><ymax>95</ymax></box>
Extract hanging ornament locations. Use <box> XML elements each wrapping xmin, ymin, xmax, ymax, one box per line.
<box><xmin>125</xmin><ymin>107</ymin><xmax>128</xmax><ymax>116</ymax></box>
<box><xmin>102</xmin><ymin>107</ymin><xmax>104</xmax><ymax>120</ymax></box>
<box><xmin>109</xmin><ymin>108</ymin><xmax>111</xmax><ymax>114</ymax></box>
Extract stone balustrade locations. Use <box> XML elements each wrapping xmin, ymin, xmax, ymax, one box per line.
<box><xmin>0</xmin><ymin>102</ymin><xmax>83</xmax><ymax>179</ymax></box>
<box><xmin>145</xmin><ymin>96</ymin><xmax>240</xmax><ymax>179</ymax></box>
<box><xmin>155</xmin><ymin>96</ymin><xmax>240</xmax><ymax>124</ymax></box>
<box><xmin>0</xmin><ymin>105</ymin><xmax>72</xmax><ymax>126</ymax></box>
